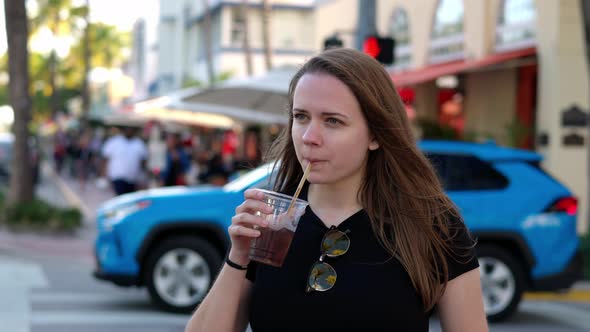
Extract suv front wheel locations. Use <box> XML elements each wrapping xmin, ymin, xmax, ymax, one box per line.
<box><xmin>477</xmin><ymin>244</ymin><xmax>525</xmax><ymax>322</ymax></box>
<box><xmin>144</xmin><ymin>235</ymin><xmax>222</xmax><ymax>313</ymax></box>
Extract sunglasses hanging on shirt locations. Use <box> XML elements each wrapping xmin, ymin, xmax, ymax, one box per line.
<box><xmin>306</xmin><ymin>226</ymin><xmax>351</xmax><ymax>292</ymax></box>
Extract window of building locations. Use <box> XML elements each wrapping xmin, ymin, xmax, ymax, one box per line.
<box><xmin>389</xmin><ymin>7</ymin><xmax>412</xmax><ymax>70</ymax></box>
<box><xmin>495</xmin><ymin>0</ymin><xmax>536</xmax><ymax>52</ymax></box>
<box><xmin>230</xmin><ymin>7</ymin><xmax>246</xmax><ymax>46</ymax></box>
<box><xmin>426</xmin><ymin>153</ymin><xmax>509</xmax><ymax>191</ymax></box>
<box><xmin>429</xmin><ymin>0</ymin><xmax>465</xmax><ymax>63</ymax></box>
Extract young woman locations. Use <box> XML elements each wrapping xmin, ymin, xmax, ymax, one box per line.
<box><xmin>186</xmin><ymin>48</ymin><xmax>488</xmax><ymax>332</ymax></box>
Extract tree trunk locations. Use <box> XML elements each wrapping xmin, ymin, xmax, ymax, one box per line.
<box><xmin>81</xmin><ymin>0</ymin><xmax>91</xmax><ymax>130</ymax></box>
<box><xmin>49</xmin><ymin>13</ymin><xmax>60</xmax><ymax>117</ymax></box>
<box><xmin>4</xmin><ymin>0</ymin><xmax>34</xmax><ymax>204</ymax></box>
<box><xmin>203</xmin><ymin>0</ymin><xmax>215</xmax><ymax>87</ymax></box>
<box><xmin>261</xmin><ymin>0</ymin><xmax>272</xmax><ymax>70</ymax></box>
<box><xmin>355</xmin><ymin>0</ymin><xmax>377</xmax><ymax>50</ymax></box>
<box><xmin>241</xmin><ymin>0</ymin><xmax>253</xmax><ymax>76</ymax></box>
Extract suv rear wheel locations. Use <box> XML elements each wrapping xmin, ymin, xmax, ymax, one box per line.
<box><xmin>477</xmin><ymin>244</ymin><xmax>525</xmax><ymax>322</ymax></box>
<box><xmin>144</xmin><ymin>236</ymin><xmax>222</xmax><ymax>313</ymax></box>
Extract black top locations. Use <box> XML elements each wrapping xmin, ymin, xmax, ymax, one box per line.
<box><xmin>246</xmin><ymin>186</ymin><xmax>478</xmax><ymax>331</ymax></box>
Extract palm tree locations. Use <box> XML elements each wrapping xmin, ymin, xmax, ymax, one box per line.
<box><xmin>241</xmin><ymin>0</ymin><xmax>253</xmax><ymax>76</ymax></box>
<box><xmin>68</xmin><ymin>23</ymin><xmax>130</xmax><ymax>69</ymax></box>
<box><xmin>31</xmin><ymin>0</ymin><xmax>85</xmax><ymax>117</ymax></box>
<box><xmin>4</xmin><ymin>0</ymin><xmax>34</xmax><ymax>203</ymax></box>
<box><xmin>261</xmin><ymin>0</ymin><xmax>272</xmax><ymax>70</ymax></box>
<box><xmin>203</xmin><ymin>0</ymin><xmax>215</xmax><ymax>87</ymax></box>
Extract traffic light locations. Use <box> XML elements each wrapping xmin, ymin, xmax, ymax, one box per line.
<box><xmin>363</xmin><ymin>35</ymin><xmax>395</xmax><ymax>65</ymax></box>
<box><xmin>324</xmin><ymin>35</ymin><xmax>343</xmax><ymax>50</ymax></box>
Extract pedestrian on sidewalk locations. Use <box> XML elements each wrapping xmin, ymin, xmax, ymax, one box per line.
<box><xmin>101</xmin><ymin>126</ymin><xmax>148</xmax><ymax>196</ymax></box>
<box><xmin>161</xmin><ymin>133</ymin><xmax>190</xmax><ymax>186</ymax></box>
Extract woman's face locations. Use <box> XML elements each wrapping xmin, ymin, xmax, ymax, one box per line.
<box><xmin>291</xmin><ymin>73</ymin><xmax>379</xmax><ymax>186</ymax></box>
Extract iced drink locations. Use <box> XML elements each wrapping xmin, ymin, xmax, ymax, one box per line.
<box><xmin>249</xmin><ymin>190</ymin><xmax>308</xmax><ymax>267</ymax></box>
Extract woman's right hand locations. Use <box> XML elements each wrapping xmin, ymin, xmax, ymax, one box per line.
<box><xmin>227</xmin><ymin>189</ymin><xmax>272</xmax><ymax>266</ymax></box>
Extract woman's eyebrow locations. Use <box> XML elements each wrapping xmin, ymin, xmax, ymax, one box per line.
<box><xmin>292</xmin><ymin>108</ymin><xmax>349</xmax><ymax>119</ymax></box>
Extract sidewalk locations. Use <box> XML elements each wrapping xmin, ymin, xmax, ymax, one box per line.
<box><xmin>0</xmin><ymin>161</ymin><xmax>115</xmax><ymax>262</ymax></box>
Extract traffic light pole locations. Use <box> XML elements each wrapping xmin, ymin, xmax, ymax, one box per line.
<box><xmin>355</xmin><ymin>0</ymin><xmax>377</xmax><ymax>50</ymax></box>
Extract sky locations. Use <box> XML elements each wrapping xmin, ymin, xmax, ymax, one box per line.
<box><xmin>0</xmin><ymin>0</ymin><xmax>159</xmax><ymax>55</ymax></box>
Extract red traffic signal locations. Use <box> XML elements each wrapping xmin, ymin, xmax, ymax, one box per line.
<box><xmin>362</xmin><ymin>35</ymin><xmax>395</xmax><ymax>65</ymax></box>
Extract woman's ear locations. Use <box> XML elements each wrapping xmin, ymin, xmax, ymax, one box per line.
<box><xmin>369</xmin><ymin>139</ymin><xmax>380</xmax><ymax>151</ymax></box>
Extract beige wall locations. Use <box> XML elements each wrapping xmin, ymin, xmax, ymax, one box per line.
<box><xmin>535</xmin><ymin>0</ymin><xmax>590</xmax><ymax>233</ymax></box>
<box><xmin>378</xmin><ymin>0</ymin><xmax>590</xmax><ymax>232</ymax></box>
<box><xmin>377</xmin><ymin>0</ymin><xmax>439</xmax><ymax>68</ymax></box>
<box><xmin>464</xmin><ymin>69</ymin><xmax>517</xmax><ymax>146</ymax></box>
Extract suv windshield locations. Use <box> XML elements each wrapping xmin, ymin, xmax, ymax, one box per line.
<box><xmin>223</xmin><ymin>163</ymin><xmax>275</xmax><ymax>192</ymax></box>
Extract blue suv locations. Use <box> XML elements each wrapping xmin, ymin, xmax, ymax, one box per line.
<box><xmin>93</xmin><ymin>140</ymin><xmax>583</xmax><ymax>321</ymax></box>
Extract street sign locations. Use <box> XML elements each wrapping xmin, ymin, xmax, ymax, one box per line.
<box><xmin>561</xmin><ymin>104</ymin><xmax>588</xmax><ymax>127</ymax></box>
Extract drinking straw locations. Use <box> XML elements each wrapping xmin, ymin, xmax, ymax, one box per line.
<box><xmin>287</xmin><ymin>162</ymin><xmax>312</xmax><ymax>215</ymax></box>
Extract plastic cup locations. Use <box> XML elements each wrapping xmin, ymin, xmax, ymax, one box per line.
<box><xmin>248</xmin><ymin>189</ymin><xmax>309</xmax><ymax>267</ymax></box>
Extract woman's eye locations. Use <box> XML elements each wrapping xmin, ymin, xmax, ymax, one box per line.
<box><xmin>293</xmin><ymin>113</ymin><xmax>307</xmax><ymax>121</ymax></box>
<box><xmin>326</xmin><ymin>118</ymin><xmax>341</xmax><ymax>125</ymax></box>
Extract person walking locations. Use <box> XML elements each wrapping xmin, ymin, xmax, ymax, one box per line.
<box><xmin>101</xmin><ymin>126</ymin><xmax>148</xmax><ymax>195</ymax></box>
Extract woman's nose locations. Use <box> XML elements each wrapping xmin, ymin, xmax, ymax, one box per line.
<box><xmin>302</xmin><ymin>122</ymin><xmax>322</xmax><ymax>146</ymax></box>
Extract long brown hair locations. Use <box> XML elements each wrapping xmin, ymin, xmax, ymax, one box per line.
<box><xmin>265</xmin><ymin>48</ymin><xmax>469</xmax><ymax>311</ymax></box>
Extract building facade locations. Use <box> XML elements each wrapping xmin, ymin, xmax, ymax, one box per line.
<box><xmin>157</xmin><ymin>0</ymin><xmax>317</xmax><ymax>93</ymax></box>
<box><xmin>368</xmin><ymin>0</ymin><xmax>589</xmax><ymax>233</ymax></box>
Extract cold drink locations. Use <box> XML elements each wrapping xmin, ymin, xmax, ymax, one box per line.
<box><xmin>249</xmin><ymin>227</ymin><xmax>295</xmax><ymax>267</ymax></box>
<box><xmin>248</xmin><ymin>189</ymin><xmax>308</xmax><ymax>267</ymax></box>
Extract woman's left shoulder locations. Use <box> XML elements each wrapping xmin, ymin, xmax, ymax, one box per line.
<box><xmin>442</xmin><ymin>212</ymin><xmax>479</xmax><ymax>280</ymax></box>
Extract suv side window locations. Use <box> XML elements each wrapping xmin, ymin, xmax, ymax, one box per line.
<box><xmin>426</xmin><ymin>153</ymin><xmax>508</xmax><ymax>191</ymax></box>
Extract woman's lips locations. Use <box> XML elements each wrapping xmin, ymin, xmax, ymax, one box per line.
<box><xmin>305</xmin><ymin>159</ymin><xmax>324</xmax><ymax>165</ymax></box>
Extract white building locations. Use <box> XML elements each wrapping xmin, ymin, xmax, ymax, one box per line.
<box><xmin>129</xmin><ymin>11</ymin><xmax>161</xmax><ymax>100</ymax></box>
<box><xmin>155</xmin><ymin>0</ymin><xmax>349</xmax><ymax>94</ymax></box>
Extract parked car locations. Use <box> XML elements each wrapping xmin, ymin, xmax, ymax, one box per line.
<box><xmin>0</xmin><ymin>132</ymin><xmax>40</xmax><ymax>184</ymax></box>
<box><xmin>93</xmin><ymin>140</ymin><xmax>582</xmax><ymax>321</ymax></box>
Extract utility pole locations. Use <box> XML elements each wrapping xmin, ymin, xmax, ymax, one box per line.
<box><xmin>355</xmin><ymin>0</ymin><xmax>377</xmax><ymax>51</ymax></box>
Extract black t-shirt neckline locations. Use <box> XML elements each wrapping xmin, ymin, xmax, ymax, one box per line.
<box><xmin>299</xmin><ymin>182</ymin><xmax>366</xmax><ymax>231</ymax></box>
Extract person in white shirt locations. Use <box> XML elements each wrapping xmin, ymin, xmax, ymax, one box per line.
<box><xmin>101</xmin><ymin>126</ymin><xmax>148</xmax><ymax>195</ymax></box>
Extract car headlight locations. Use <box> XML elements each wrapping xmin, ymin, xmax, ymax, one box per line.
<box><xmin>102</xmin><ymin>200</ymin><xmax>151</xmax><ymax>231</ymax></box>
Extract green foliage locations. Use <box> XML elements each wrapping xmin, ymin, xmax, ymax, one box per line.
<box><xmin>416</xmin><ymin>117</ymin><xmax>459</xmax><ymax>140</ymax></box>
<box><xmin>0</xmin><ymin>53</ymin><xmax>8</xmax><ymax>106</ymax></box>
<box><xmin>505</xmin><ymin>118</ymin><xmax>532</xmax><ymax>148</ymax></box>
<box><xmin>0</xmin><ymin>190</ymin><xmax>83</xmax><ymax>232</ymax></box>
<box><xmin>580</xmin><ymin>233</ymin><xmax>590</xmax><ymax>280</ymax></box>
<box><xmin>182</xmin><ymin>76</ymin><xmax>204</xmax><ymax>89</ymax></box>
<box><xmin>214</xmin><ymin>70</ymin><xmax>234</xmax><ymax>84</ymax></box>
<box><xmin>67</xmin><ymin>22</ymin><xmax>131</xmax><ymax>69</ymax></box>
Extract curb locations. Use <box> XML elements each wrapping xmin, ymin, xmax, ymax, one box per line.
<box><xmin>523</xmin><ymin>282</ymin><xmax>590</xmax><ymax>302</ymax></box>
<box><xmin>45</xmin><ymin>165</ymin><xmax>92</xmax><ymax>222</ymax></box>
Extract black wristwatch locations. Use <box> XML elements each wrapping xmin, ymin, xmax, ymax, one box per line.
<box><xmin>225</xmin><ymin>256</ymin><xmax>249</xmax><ymax>270</ymax></box>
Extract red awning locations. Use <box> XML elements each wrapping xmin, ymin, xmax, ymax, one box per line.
<box><xmin>390</xmin><ymin>47</ymin><xmax>536</xmax><ymax>87</ymax></box>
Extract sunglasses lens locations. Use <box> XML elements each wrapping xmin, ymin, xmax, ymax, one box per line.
<box><xmin>322</xmin><ymin>231</ymin><xmax>350</xmax><ymax>257</ymax></box>
<box><xmin>307</xmin><ymin>262</ymin><xmax>337</xmax><ymax>292</ymax></box>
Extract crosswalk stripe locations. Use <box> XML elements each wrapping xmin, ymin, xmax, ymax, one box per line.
<box><xmin>31</xmin><ymin>311</ymin><xmax>189</xmax><ymax>325</ymax></box>
<box><xmin>30</xmin><ymin>291</ymin><xmax>191</xmax><ymax>326</ymax></box>
<box><xmin>31</xmin><ymin>292</ymin><xmax>146</xmax><ymax>304</ymax></box>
